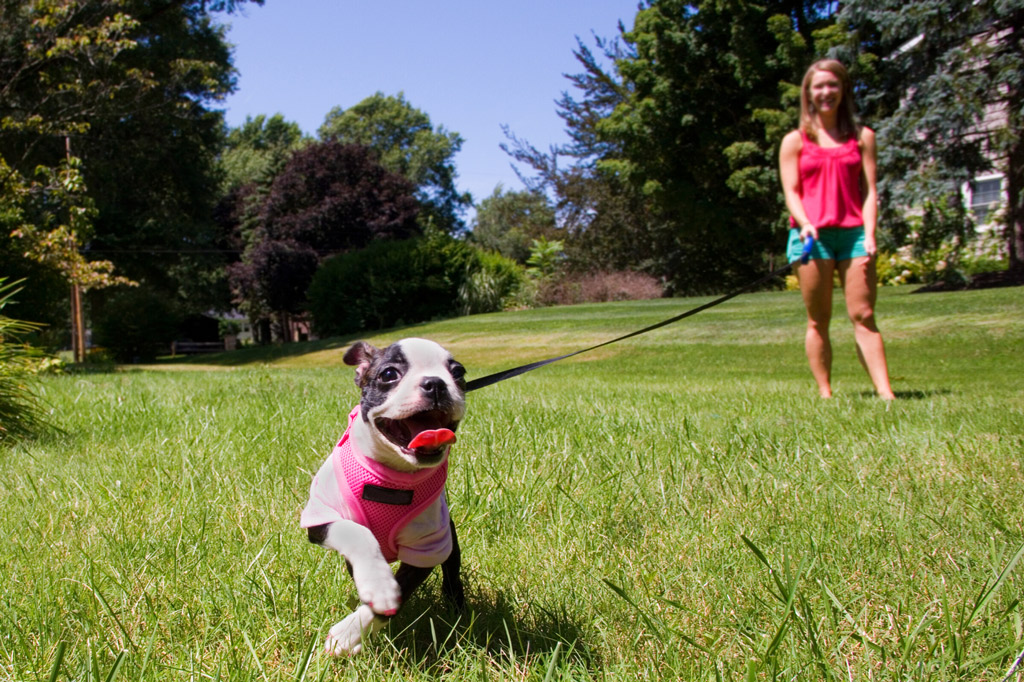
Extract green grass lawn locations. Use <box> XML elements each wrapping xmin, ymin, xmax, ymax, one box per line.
<box><xmin>3</xmin><ymin>287</ymin><xmax>1023</xmax><ymax>680</ymax></box>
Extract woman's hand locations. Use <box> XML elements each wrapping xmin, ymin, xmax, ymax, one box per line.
<box><xmin>800</xmin><ymin>223</ymin><xmax>818</xmax><ymax>242</ymax></box>
<box><xmin>864</xmin><ymin>233</ymin><xmax>877</xmax><ymax>257</ymax></box>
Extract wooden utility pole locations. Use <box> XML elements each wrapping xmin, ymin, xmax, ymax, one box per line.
<box><xmin>71</xmin><ymin>282</ymin><xmax>84</xmax><ymax>363</ymax></box>
<box><xmin>66</xmin><ymin>136</ymin><xmax>86</xmax><ymax>363</ymax></box>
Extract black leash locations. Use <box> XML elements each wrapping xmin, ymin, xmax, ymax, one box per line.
<box><xmin>466</xmin><ymin>253</ymin><xmax>805</xmax><ymax>393</ymax></box>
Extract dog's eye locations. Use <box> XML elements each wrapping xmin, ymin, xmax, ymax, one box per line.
<box><xmin>378</xmin><ymin>367</ymin><xmax>401</xmax><ymax>384</ymax></box>
<box><xmin>450</xmin><ymin>363</ymin><xmax>466</xmax><ymax>381</ymax></box>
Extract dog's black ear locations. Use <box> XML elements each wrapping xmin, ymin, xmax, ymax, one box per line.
<box><xmin>343</xmin><ymin>341</ymin><xmax>377</xmax><ymax>386</ymax></box>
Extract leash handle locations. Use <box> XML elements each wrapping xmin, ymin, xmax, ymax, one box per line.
<box><xmin>800</xmin><ymin>235</ymin><xmax>815</xmax><ymax>265</ymax></box>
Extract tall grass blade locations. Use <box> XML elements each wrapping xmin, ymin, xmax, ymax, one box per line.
<box><xmin>241</xmin><ymin>630</ymin><xmax>268</xmax><ymax>682</ymax></box>
<box><xmin>968</xmin><ymin>541</ymin><xmax>1024</xmax><ymax>624</ymax></box>
<box><xmin>103</xmin><ymin>650</ymin><xmax>127</xmax><ymax>682</ymax></box>
<box><xmin>601</xmin><ymin>579</ymin><xmax>663</xmax><ymax>640</ymax></box>
<box><xmin>1002</xmin><ymin>644</ymin><xmax>1024</xmax><ymax>682</ymax></box>
<box><xmin>294</xmin><ymin>631</ymin><xmax>317</xmax><ymax>682</ymax></box>
<box><xmin>0</xmin><ymin>278</ymin><xmax>48</xmax><ymax>443</ymax></box>
<box><xmin>821</xmin><ymin>582</ymin><xmax>886</xmax><ymax>656</ymax></box>
<box><xmin>741</xmin><ymin>535</ymin><xmax>786</xmax><ymax>601</ymax></box>
<box><xmin>89</xmin><ymin>577</ymin><xmax>137</xmax><ymax>652</ymax></box>
<box><xmin>47</xmin><ymin>642</ymin><xmax>67</xmax><ymax>682</ymax></box>
<box><xmin>137</xmin><ymin>618</ymin><xmax>160</xmax><ymax>680</ymax></box>
<box><xmin>542</xmin><ymin>641</ymin><xmax>562</xmax><ymax>682</ymax></box>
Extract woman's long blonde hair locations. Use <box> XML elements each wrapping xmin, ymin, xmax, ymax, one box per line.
<box><xmin>800</xmin><ymin>59</ymin><xmax>859</xmax><ymax>142</ymax></box>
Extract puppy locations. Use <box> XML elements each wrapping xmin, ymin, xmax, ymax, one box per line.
<box><xmin>301</xmin><ymin>338</ymin><xmax>468</xmax><ymax>655</ymax></box>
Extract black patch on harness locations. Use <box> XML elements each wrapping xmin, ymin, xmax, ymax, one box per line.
<box><xmin>362</xmin><ymin>484</ymin><xmax>414</xmax><ymax>506</ymax></box>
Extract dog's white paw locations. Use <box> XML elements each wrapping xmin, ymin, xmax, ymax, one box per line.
<box><xmin>353</xmin><ymin>564</ymin><xmax>401</xmax><ymax>616</ymax></box>
<box><xmin>324</xmin><ymin>605</ymin><xmax>385</xmax><ymax>656</ymax></box>
<box><xmin>325</xmin><ymin>611</ymin><xmax>365</xmax><ymax>656</ymax></box>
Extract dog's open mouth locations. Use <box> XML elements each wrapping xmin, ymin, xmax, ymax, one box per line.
<box><xmin>376</xmin><ymin>410</ymin><xmax>458</xmax><ymax>460</ymax></box>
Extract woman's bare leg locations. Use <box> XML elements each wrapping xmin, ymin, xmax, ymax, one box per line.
<box><xmin>838</xmin><ymin>256</ymin><xmax>895</xmax><ymax>399</ymax></box>
<box><xmin>798</xmin><ymin>259</ymin><xmax>836</xmax><ymax>398</ymax></box>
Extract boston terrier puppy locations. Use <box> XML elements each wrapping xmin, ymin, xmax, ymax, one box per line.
<box><xmin>301</xmin><ymin>338</ymin><xmax>468</xmax><ymax>655</ymax></box>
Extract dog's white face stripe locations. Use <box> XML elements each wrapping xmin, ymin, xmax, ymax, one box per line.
<box><xmin>381</xmin><ymin>338</ymin><xmax>462</xmax><ymax>418</ymax></box>
<box><xmin>348</xmin><ymin>337</ymin><xmax>466</xmax><ymax>471</ymax></box>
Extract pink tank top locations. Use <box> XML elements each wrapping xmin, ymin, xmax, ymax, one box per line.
<box><xmin>333</xmin><ymin>407</ymin><xmax>449</xmax><ymax>563</ymax></box>
<box><xmin>792</xmin><ymin>130</ymin><xmax>864</xmax><ymax>228</ymax></box>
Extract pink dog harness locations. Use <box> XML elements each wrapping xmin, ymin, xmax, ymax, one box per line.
<box><xmin>301</xmin><ymin>407</ymin><xmax>452</xmax><ymax>565</ymax></box>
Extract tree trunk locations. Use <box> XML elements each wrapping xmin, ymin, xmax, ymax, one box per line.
<box><xmin>278</xmin><ymin>310</ymin><xmax>292</xmax><ymax>343</ymax></box>
<box><xmin>73</xmin><ymin>284</ymin><xmax>85</xmax><ymax>362</ymax></box>
<box><xmin>70</xmin><ymin>284</ymin><xmax>82</xmax><ymax>363</ymax></box>
<box><xmin>1006</xmin><ymin>12</ymin><xmax>1024</xmax><ymax>275</ymax></box>
<box><xmin>257</xmin><ymin>318</ymin><xmax>271</xmax><ymax>345</ymax></box>
<box><xmin>1007</xmin><ymin>128</ymin><xmax>1024</xmax><ymax>274</ymax></box>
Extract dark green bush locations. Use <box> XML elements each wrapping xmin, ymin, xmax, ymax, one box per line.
<box><xmin>92</xmin><ymin>286</ymin><xmax>182</xmax><ymax>362</ymax></box>
<box><xmin>309</xmin><ymin>234</ymin><xmax>523</xmax><ymax>336</ymax></box>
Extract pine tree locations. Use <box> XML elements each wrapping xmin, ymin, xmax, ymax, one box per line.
<box><xmin>509</xmin><ymin>1</ymin><xmax>839</xmax><ymax>294</ymax></box>
<box><xmin>841</xmin><ymin>0</ymin><xmax>1024</xmax><ymax>274</ymax></box>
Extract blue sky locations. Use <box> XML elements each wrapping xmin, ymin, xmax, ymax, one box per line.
<box><xmin>218</xmin><ymin>1</ymin><xmax>640</xmax><ymax>219</ymax></box>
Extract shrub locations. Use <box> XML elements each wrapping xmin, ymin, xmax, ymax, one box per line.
<box><xmin>0</xmin><ymin>279</ymin><xmax>48</xmax><ymax>444</ymax></box>
<box><xmin>536</xmin><ymin>271</ymin><xmax>664</xmax><ymax>306</ymax></box>
<box><xmin>92</xmin><ymin>286</ymin><xmax>182</xmax><ymax>362</ymax></box>
<box><xmin>308</xmin><ymin>233</ymin><xmax>523</xmax><ymax>336</ymax></box>
<box><xmin>877</xmin><ymin>205</ymin><xmax>1008</xmax><ymax>288</ymax></box>
<box><xmin>877</xmin><ymin>242</ymin><xmax>987</xmax><ymax>288</ymax></box>
<box><xmin>961</xmin><ymin>229</ymin><xmax>1008</xmax><ymax>276</ymax></box>
<box><xmin>876</xmin><ymin>250</ymin><xmax>923</xmax><ymax>286</ymax></box>
<box><xmin>457</xmin><ymin>250</ymin><xmax>525</xmax><ymax>315</ymax></box>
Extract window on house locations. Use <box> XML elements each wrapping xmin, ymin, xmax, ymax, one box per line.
<box><xmin>970</xmin><ymin>177</ymin><xmax>1002</xmax><ymax>224</ymax></box>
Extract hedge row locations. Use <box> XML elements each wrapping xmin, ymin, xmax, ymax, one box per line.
<box><xmin>308</xmin><ymin>233</ymin><xmax>523</xmax><ymax>336</ymax></box>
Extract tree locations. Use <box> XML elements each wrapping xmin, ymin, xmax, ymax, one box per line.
<box><xmin>228</xmin><ymin>237</ymin><xmax>318</xmax><ymax>342</ymax></box>
<box><xmin>2</xmin><ymin>149</ymin><xmax>135</xmax><ymax>361</ymax></box>
<box><xmin>839</xmin><ymin>0</ymin><xmax>1024</xmax><ymax>274</ymax></box>
<box><xmin>73</xmin><ymin>0</ymin><xmax>259</xmax><ymax>315</ymax></box>
<box><xmin>1</xmin><ymin>3</ymin><xmax>146</xmax><ymax>353</ymax></box>
<box><xmin>261</xmin><ymin>141</ymin><xmax>420</xmax><ymax>250</ymax></box>
<box><xmin>220</xmin><ymin>113</ymin><xmax>307</xmax><ymax>193</ymax></box>
<box><xmin>591</xmin><ymin>0</ymin><xmax>839</xmax><ymax>293</ymax></box>
<box><xmin>1</xmin><ymin>0</ymin><xmax>261</xmax><ymax>356</ymax></box>
<box><xmin>469</xmin><ymin>186</ymin><xmax>557</xmax><ymax>263</ymax></box>
<box><xmin>319</xmin><ymin>92</ymin><xmax>471</xmax><ymax>234</ymax></box>
<box><xmin>214</xmin><ymin>114</ymin><xmax>307</xmax><ymax>284</ymax></box>
<box><xmin>502</xmin><ymin>35</ymin><xmax>662</xmax><ymax>276</ymax></box>
<box><xmin>228</xmin><ymin>141</ymin><xmax>420</xmax><ymax>341</ymax></box>
<box><xmin>506</xmin><ymin>4</ymin><xmax>839</xmax><ymax>293</ymax></box>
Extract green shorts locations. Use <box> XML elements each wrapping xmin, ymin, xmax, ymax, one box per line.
<box><xmin>787</xmin><ymin>226</ymin><xmax>868</xmax><ymax>263</ymax></box>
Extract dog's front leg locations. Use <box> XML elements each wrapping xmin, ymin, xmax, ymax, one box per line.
<box><xmin>309</xmin><ymin>521</ymin><xmax>401</xmax><ymax>655</ymax></box>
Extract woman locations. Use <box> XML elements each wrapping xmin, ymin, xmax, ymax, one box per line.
<box><xmin>779</xmin><ymin>59</ymin><xmax>895</xmax><ymax>400</ymax></box>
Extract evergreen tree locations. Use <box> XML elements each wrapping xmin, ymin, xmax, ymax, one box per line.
<box><xmin>509</xmin><ymin>1</ymin><xmax>839</xmax><ymax>294</ymax></box>
<box><xmin>220</xmin><ymin>114</ymin><xmax>307</xmax><ymax>194</ymax></box>
<box><xmin>1</xmin><ymin>0</ymin><xmax>262</xmax><ymax>349</ymax></box>
<box><xmin>840</xmin><ymin>0</ymin><xmax>1024</xmax><ymax>274</ymax></box>
<box><xmin>502</xmin><ymin>34</ymin><xmax>660</xmax><ymax>277</ymax></box>
<box><xmin>596</xmin><ymin>0</ymin><xmax>839</xmax><ymax>293</ymax></box>
<box><xmin>214</xmin><ymin>114</ymin><xmax>307</xmax><ymax>280</ymax></box>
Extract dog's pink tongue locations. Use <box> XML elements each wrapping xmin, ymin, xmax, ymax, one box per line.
<box><xmin>408</xmin><ymin>428</ymin><xmax>456</xmax><ymax>450</ymax></box>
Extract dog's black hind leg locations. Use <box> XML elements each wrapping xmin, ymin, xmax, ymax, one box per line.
<box><xmin>441</xmin><ymin>519</ymin><xmax>466</xmax><ymax>611</ymax></box>
<box><xmin>394</xmin><ymin>562</ymin><xmax>434</xmax><ymax>604</ymax></box>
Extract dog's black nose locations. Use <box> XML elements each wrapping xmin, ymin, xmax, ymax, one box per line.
<box><xmin>421</xmin><ymin>376</ymin><xmax>448</xmax><ymax>402</ymax></box>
